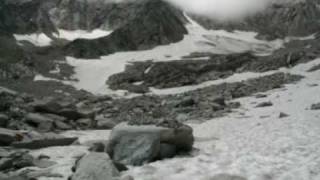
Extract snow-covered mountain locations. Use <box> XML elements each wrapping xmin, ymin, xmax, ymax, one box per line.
<box><xmin>1</xmin><ymin>0</ymin><xmax>320</xmax><ymax>180</ymax></box>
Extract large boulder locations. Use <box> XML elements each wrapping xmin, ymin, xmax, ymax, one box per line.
<box><xmin>107</xmin><ymin>121</ymin><xmax>194</xmax><ymax>166</ymax></box>
<box><xmin>71</xmin><ymin>152</ymin><xmax>120</xmax><ymax>180</ymax></box>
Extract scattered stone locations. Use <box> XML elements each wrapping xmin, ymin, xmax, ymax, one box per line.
<box><xmin>71</xmin><ymin>152</ymin><xmax>120</xmax><ymax>180</ymax></box>
<box><xmin>255</xmin><ymin>102</ymin><xmax>273</xmax><ymax>108</ymax></box>
<box><xmin>279</xmin><ymin>112</ymin><xmax>289</xmax><ymax>118</ymax></box>
<box><xmin>311</xmin><ymin>103</ymin><xmax>320</xmax><ymax>110</ymax></box>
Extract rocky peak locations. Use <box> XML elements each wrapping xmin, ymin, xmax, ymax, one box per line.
<box><xmin>64</xmin><ymin>0</ymin><xmax>189</xmax><ymax>58</ymax></box>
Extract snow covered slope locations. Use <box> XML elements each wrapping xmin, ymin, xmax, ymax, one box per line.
<box><xmin>124</xmin><ymin>58</ymin><xmax>320</xmax><ymax>180</ymax></box>
<box><xmin>27</xmin><ymin>58</ymin><xmax>320</xmax><ymax>180</ymax></box>
<box><xmin>34</xmin><ymin>16</ymin><xmax>286</xmax><ymax>95</ymax></box>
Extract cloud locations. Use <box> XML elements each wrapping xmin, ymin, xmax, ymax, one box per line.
<box><xmin>164</xmin><ymin>0</ymin><xmax>273</xmax><ymax>21</ymax></box>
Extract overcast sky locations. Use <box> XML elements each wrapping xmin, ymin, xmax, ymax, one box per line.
<box><xmin>165</xmin><ymin>0</ymin><xmax>272</xmax><ymax>21</ymax></box>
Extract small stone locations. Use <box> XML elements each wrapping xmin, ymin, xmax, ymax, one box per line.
<box><xmin>279</xmin><ymin>112</ymin><xmax>289</xmax><ymax>118</ymax></box>
<box><xmin>311</xmin><ymin>103</ymin><xmax>320</xmax><ymax>110</ymax></box>
<box><xmin>0</xmin><ymin>114</ymin><xmax>9</xmax><ymax>127</ymax></box>
<box><xmin>255</xmin><ymin>102</ymin><xmax>273</xmax><ymax>108</ymax></box>
<box><xmin>255</xmin><ymin>94</ymin><xmax>268</xmax><ymax>98</ymax></box>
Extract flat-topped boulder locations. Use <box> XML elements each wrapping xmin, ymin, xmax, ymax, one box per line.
<box><xmin>107</xmin><ymin>121</ymin><xmax>194</xmax><ymax>166</ymax></box>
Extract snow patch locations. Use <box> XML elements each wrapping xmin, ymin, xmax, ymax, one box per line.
<box><xmin>14</xmin><ymin>29</ymin><xmax>112</xmax><ymax>47</ymax></box>
<box><xmin>14</xmin><ymin>33</ymin><xmax>53</xmax><ymax>47</ymax></box>
<box><xmin>53</xmin><ymin>29</ymin><xmax>112</xmax><ymax>41</ymax></box>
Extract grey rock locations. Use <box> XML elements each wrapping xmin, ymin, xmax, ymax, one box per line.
<box><xmin>255</xmin><ymin>94</ymin><xmax>268</xmax><ymax>98</ymax></box>
<box><xmin>0</xmin><ymin>128</ymin><xmax>19</xmax><ymax>146</ymax></box>
<box><xmin>255</xmin><ymin>102</ymin><xmax>273</xmax><ymax>108</ymax></box>
<box><xmin>33</xmin><ymin>158</ymin><xmax>57</xmax><ymax>168</ymax></box>
<box><xmin>25</xmin><ymin>113</ymin><xmax>54</xmax><ymax>132</ymax></box>
<box><xmin>76</xmin><ymin>118</ymin><xmax>92</xmax><ymax>129</ymax></box>
<box><xmin>107</xmin><ymin>122</ymin><xmax>194</xmax><ymax>166</ymax></box>
<box><xmin>53</xmin><ymin>120</ymin><xmax>72</xmax><ymax>130</ymax></box>
<box><xmin>311</xmin><ymin>103</ymin><xmax>320</xmax><ymax>110</ymax></box>
<box><xmin>88</xmin><ymin>142</ymin><xmax>106</xmax><ymax>153</ymax></box>
<box><xmin>159</xmin><ymin>143</ymin><xmax>176</xmax><ymax>159</ymax></box>
<box><xmin>113</xmin><ymin>161</ymin><xmax>128</xmax><ymax>172</ymax></box>
<box><xmin>71</xmin><ymin>152</ymin><xmax>119</xmax><ymax>180</ymax></box>
<box><xmin>111</xmin><ymin>132</ymin><xmax>160</xmax><ymax>166</ymax></box>
<box><xmin>0</xmin><ymin>114</ymin><xmax>9</xmax><ymax>127</ymax></box>
<box><xmin>279</xmin><ymin>112</ymin><xmax>289</xmax><ymax>118</ymax></box>
<box><xmin>0</xmin><ymin>149</ymin><xmax>34</xmax><ymax>171</ymax></box>
<box><xmin>11</xmin><ymin>132</ymin><xmax>77</xmax><ymax>149</ymax></box>
<box><xmin>95</xmin><ymin>116</ymin><xmax>117</xmax><ymax>130</ymax></box>
<box><xmin>64</xmin><ymin>0</ymin><xmax>188</xmax><ymax>58</ymax></box>
<box><xmin>209</xmin><ymin>174</ymin><xmax>247</xmax><ymax>180</ymax></box>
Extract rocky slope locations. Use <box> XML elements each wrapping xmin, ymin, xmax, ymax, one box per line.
<box><xmin>192</xmin><ymin>0</ymin><xmax>320</xmax><ymax>40</ymax></box>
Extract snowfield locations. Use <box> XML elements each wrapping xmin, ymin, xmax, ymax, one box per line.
<box><xmin>29</xmin><ymin>58</ymin><xmax>320</xmax><ymax>180</ymax></box>
<box><xmin>34</xmin><ymin>15</ymin><xmax>286</xmax><ymax>95</ymax></box>
<box><xmin>14</xmin><ymin>29</ymin><xmax>112</xmax><ymax>47</ymax></box>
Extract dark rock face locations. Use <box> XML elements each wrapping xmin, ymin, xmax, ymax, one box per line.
<box><xmin>192</xmin><ymin>0</ymin><xmax>320</xmax><ymax>40</ymax></box>
<box><xmin>0</xmin><ymin>0</ymin><xmax>58</xmax><ymax>35</ymax></box>
<box><xmin>49</xmin><ymin>0</ymin><xmax>144</xmax><ymax>31</ymax></box>
<box><xmin>64</xmin><ymin>0</ymin><xmax>188</xmax><ymax>58</ymax></box>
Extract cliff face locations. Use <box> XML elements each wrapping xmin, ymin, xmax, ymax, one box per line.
<box><xmin>64</xmin><ymin>0</ymin><xmax>189</xmax><ymax>58</ymax></box>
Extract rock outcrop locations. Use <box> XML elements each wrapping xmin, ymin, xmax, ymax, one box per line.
<box><xmin>64</xmin><ymin>0</ymin><xmax>188</xmax><ymax>58</ymax></box>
